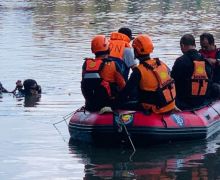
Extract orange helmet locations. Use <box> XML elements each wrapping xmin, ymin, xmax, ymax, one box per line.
<box><xmin>91</xmin><ymin>35</ymin><xmax>109</xmax><ymax>54</ymax></box>
<box><xmin>132</xmin><ymin>34</ymin><xmax>154</xmax><ymax>55</ymax></box>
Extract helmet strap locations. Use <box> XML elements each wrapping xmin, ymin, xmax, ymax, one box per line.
<box><xmin>137</xmin><ymin>54</ymin><xmax>150</xmax><ymax>62</ymax></box>
<box><xmin>95</xmin><ymin>50</ymin><xmax>110</xmax><ymax>57</ymax></box>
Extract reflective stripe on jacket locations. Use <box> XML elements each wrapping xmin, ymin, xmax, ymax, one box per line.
<box><xmin>82</xmin><ymin>58</ymin><xmax>111</xmax><ymax>96</ymax></box>
<box><xmin>82</xmin><ymin>58</ymin><xmax>125</xmax><ymax>97</ymax></box>
<box><xmin>83</xmin><ymin>58</ymin><xmax>103</xmax><ymax>78</ymax></box>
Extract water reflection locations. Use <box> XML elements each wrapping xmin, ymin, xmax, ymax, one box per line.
<box><xmin>24</xmin><ymin>95</ymin><xmax>41</xmax><ymax>107</ymax></box>
<box><xmin>27</xmin><ymin>0</ymin><xmax>220</xmax><ymax>38</ymax></box>
<box><xmin>69</xmin><ymin>139</ymin><xmax>220</xmax><ymax>179</ymax></box>
<box><xmin>25</xmin><ymin>0</ymin><xmax>220</xmax><ymax>67</ymax></box>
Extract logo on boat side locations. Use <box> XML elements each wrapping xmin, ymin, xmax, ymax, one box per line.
<box><xmin>171</xmin><ymin>114</ymin><xmax>184</xmax><ymax>127</ymax></box>
<box><xmin>120</xmin><ymin>114</ymin><xmax>133</xmax><ymax>124</ymax></box>
<box><xmin>114</xmin><ymin>113</ymin><xmax>134</xmax><ymax>125</ymax></box>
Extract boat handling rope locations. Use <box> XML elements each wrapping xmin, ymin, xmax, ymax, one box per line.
<box><xmin>53</xmin><ymin>106</ymin><xmax>87</xmax><ymax>143</ymax></box>
<box><xmin>62</xmin><ymin>110</ymin><xmax>75</xmax><ymax>124</ymax></box>
<box><xmin>115</xmin><ymin>112</ymin><xmax>136</xmax><ymax>153</ymax></box>
<box><xmin>208</xmin><ymin>104</ymin><xmax>220</xmax><ymax>116</ymax></box>
<box><xmin>52</xmin><ymin>110</ymin><xmax>75</xmax><ymax>142</ymax></box>
<box><xmin>53</xmin><ymin>123</ymin><xmax>67</xmax><ymax>142</ymax></box>
<box><xmin>53</xmin><ymin>109</ymin><xmax>76</xmax><ymax>127</ymax></box>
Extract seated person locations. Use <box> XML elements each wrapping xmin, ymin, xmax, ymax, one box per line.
<box><xmin>118</xmin><ymin>34</ymin><xmax>177</xmax><ymax>114</ymax></box>
<box><xmin>108</xmin><ymin>27</ymin><xmax>137</xmax><ymax>80</ymax></box>
<box><xmin>171</xmin><ymin>34</ymin><xmax>212</xmax><ymax>110</ymax></box>
<box><xmin>199</xmin><ymin>33</ymin><xmax>220</xmax><ymax>69</ymax></box>
<box><xmin>81</xmin><ymin>35</ymin><xmax>125</xmax><ymax>112</ymax></box>
<box><xmin>199</xmin><ymin>33</ymin><xmax>220</xmax><ymax>99</ymax></box>
<box><xmin>0</xmin><ymin>82</ymin><xmax>9</xmax><ymax>93</ymax></box>
<box><xmin>12</xmin><ymin>79</ymin><xmax>42</xmax><ymax>97</ymax></box>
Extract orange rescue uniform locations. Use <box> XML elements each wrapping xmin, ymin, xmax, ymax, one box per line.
<box><xmin>191</xmin><ymin>61</ymin><xmax>208</xmax><ymax>96</ymax></box>
<box><xmin>137</xmin><ymin>58</ymin><xmax>176</xmax><ymax>113</ymax></box>
<box><xmin>109</xmin><ymin>32</ymin><xmax>131</xmax><ymax>60</ymax></box>
<box><xmin>82</xmin><ymin>58</ymin><xmax>125</xmax><ymax>98</ymax></box>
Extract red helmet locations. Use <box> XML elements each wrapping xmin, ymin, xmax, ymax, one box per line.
<box><xmin>91</xmin><ymin>35</ymin><xmax>109</xmax><ymax>54</ymax></box>
<box><xmin>132</xmin><ymin>34</ymin><xmax>154</xmax><ymax>55</ymax></box>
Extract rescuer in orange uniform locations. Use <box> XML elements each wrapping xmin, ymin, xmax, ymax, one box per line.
<box><xmin>81</xmin><ymin>35</ymin><xmax>126</xmax><ymax>112</ymax></box>
<box><xmin>171</xmin><ymin>34</ymin><xmax>213</xmax><ymax>110</ymax></box>
<box><xmin>118</xmin><ymin>34</ymin><xmax>176</xmax><ymax>114</ymax></box>
<box><xmin>109</xmin><ymin>27</ymin><xmax>138</xmax><ymax>81</ymax></box>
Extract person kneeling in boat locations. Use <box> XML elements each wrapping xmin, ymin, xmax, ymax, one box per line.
<box><xmin>12</xmin><ymin>79</ymin><xmax>42</xmax><ymax>97</ymax></box>
<box><xmin>117</xmin><ymin>34</ymin><xmax>177</xmax><ymax>114</ymax></box>
<box><xmin>81</xmin><ymin>35</ymin><xmax>126</xmax><ymax>112</ymax></box>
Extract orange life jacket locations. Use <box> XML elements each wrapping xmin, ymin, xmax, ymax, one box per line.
<box><xmin>109</xmin><ymin>32</ymin><xmax>131</xmax><ymax>60</ymax></box>
<box><xmin>191</xmin><ymin>60</ymin><xmax>209</xmax><ymax>96</ymax></box>
<box><xmin>137</xmin><ymin>58</ymin><xmax>176</xmax><ymax>113</ymax></box>
<box><xmin>82</xmin><ymin>58</ymin><xmax>111</xmax><ymax>96</ymax></box>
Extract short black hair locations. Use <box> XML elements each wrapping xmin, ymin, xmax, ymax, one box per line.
<box><xmin>118</xmin><ymin>27</ymin><xmax>133</xmax><ymax>40</ymax></box>
<box><xmin>23</xmin><ymin>79</ymin><xmax>41</xmax><ymax>95</ymax></box>
<box><xmin>200</xmin><ymin>33</ymin><xmax>215</xmax><ymax>45</ymax></box>
<box><xmin>23</xmin><ymin>79</ymin><xmax>37</xmax><ymax>90</ymax></box>
<box><xmin>180</xmin><ymin>34</ymin><xmax>196</xmax><ymax>46</ymax></box>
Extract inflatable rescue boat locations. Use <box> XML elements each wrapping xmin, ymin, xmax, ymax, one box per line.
<box><xmin>68</xmin><ymin>100</ymin><xmax>220</xmax><ymax>146</ymax></box>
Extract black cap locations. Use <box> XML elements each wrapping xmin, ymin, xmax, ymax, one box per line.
<box><xmin>118</xmin><ymin>27</ymin><xmax>133</xmax><ymax>40</ymax></box>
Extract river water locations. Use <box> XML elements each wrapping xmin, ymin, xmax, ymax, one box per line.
<box><xmin>1</xmin><ymin>0</ymin><xmax>220</xmax><ymax>179</ymax></box>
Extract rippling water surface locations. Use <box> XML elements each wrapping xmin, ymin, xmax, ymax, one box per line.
<box><xmin>1</xmin><ymin>0</ymin><xmax>220</xmax><ymax>179</ymax></box>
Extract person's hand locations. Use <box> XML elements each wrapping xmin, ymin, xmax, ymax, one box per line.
<box><xmin>16</xmin><ymin>80</ymin><xmax>23</xmax><ymax>90</ymax></box>
<box><xmin>172</xmin><ymin>106</ymin><xmax>182</xmax><ymax>113</ymax></box>
<box><xmin>205</xmin><ymin>58</ymin><xmax>216</xmax><ymax>66</ymax></box>
<box><xmin>11</xmin><ymin>80</ymin><xmax>23</xmax><ymax>94</ymax></box>
<box><xmin>16</xmin><ymin>80</ymin><xmax>23</xmax><ymax>87</ymax></box>
<box><xmin>215</xmin><ymin>59</ymin><xmax>220</xmax><ymax>66</ymax></box>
